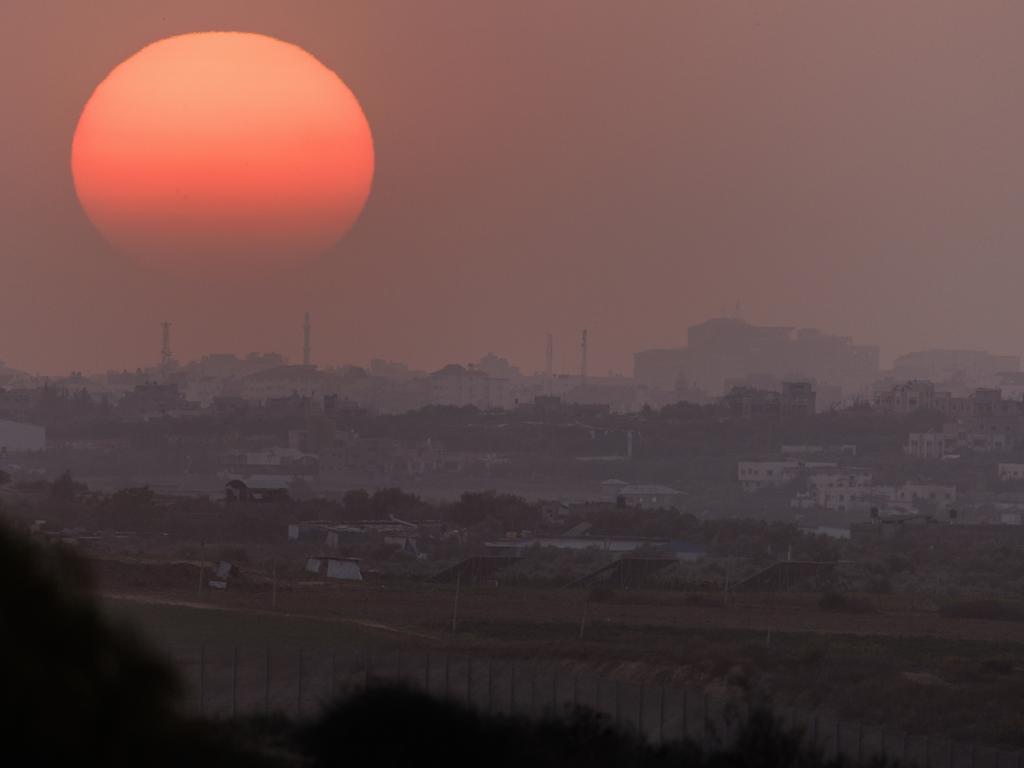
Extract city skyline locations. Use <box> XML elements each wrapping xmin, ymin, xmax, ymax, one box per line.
<box><xmin>8</xmin><ymin>3</ymin><xmax>1024</xmax><ymax>374</ymax></box>
<box><xmin>2</xmin><ymin>313</ymin><xmax>1024</xmax><ymax>382</ymax></box>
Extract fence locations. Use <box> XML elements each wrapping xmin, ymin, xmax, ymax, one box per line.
<box><xmin>171</xmin><ymin>646</ymin><xmax>1023</xmax><ymax>768</ymax></box>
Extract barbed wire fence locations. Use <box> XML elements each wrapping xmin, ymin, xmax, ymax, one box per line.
<box><xmin>169</xmin><ymin>645</ymin><xmax>1021</xmax><ymax>768</ymax></box>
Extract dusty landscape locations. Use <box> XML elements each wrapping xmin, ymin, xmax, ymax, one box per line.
<box><xmin>94</xmin><ymin>554</ymin><xmax>1024</xmax><ymax>751</ymax></box>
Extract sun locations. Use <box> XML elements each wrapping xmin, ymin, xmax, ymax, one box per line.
<box><xmin>71</xmin><ymin>32</ymin><xmax>374</xmax><ymax>276</ymax></box>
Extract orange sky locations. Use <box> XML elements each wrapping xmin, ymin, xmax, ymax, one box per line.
<box><xmin>4</xmin><ymin>2</ymin><xmax>1024</xmax><ymax>375</ymax></box>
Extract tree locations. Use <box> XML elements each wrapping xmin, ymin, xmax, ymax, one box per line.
<box><xmin>342</xmin><ymin>488</ymin><xmax>371</xmax><ymax>518</ymax></box>
<box><xmin>50</xmin><ymin>469</ymin><xmax>76</xmax><ymax>504</ymax></box>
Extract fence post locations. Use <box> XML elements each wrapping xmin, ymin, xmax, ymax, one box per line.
<box><xmin>682</xmin><ymin>690</ymin><xmax>688</xmax><ymax>741</ymax></box>
<box><xmin>199</xmin><ymin>644</ymin><xmax>206</xmax><ymax>716</ymax></box>
<box><xmin>331</xmin><ymin>652</ymin><xmax>337</xmax><ymax>699</ymax></box>
<box><xmin>487</xmin><ymin>661</ymin><xmax>493</xmax><ymax>714</ymax></box>
<box><xmin>297</xmin><ymin>649</ymin><xmax>304</xmax><ymax>718</ymax></box>
<box><xmin>531</xmin><ymin>666</ymin><xmax>537</xmax><ymax>715</ymax></box>
<box><xmin>637</xmin><ymin>685</ymin><xmax>644</xmax><ymax>737</ymax></box>
<box><xmin>658</xmin><ymin>685</ymin><xmax>665</xmax><ymax>745</ymax></box>
<box><xmin>232</xmin><ymin>646</ymin><xmax>238</xmax><ymax>719</ymax></box>
<box><xmin>264</xmin><ymin>647</ymin><xmax>270</xmax><ymax>715</ymax></box>
<box><xmin>702</xmin><ymin>692</ymin><xmax>709</xmax><ymax>747</ymax></box>
<box><xmin>552</xmin><ymin>668</ymin><xmax>558</xmax><ymax>713</ymax></box>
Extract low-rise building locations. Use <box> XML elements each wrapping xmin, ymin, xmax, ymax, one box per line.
<box><xmin>906</xmin><ymin>431</ymin><xmax>955</xmax><ymax>459</ymax></box>
<box><xmin>999</xmin><ymin>463</ymin><xmax>1024</xmax><ymax>482</ymax></box>
<box><xmin>738</xmin><ymin>460</ymin><xmax>837</xmax><ymax>492</ymax></box>
<box><xmin>895</xmin><ymin>483</ymin><xmax>956</xmax><ymax>510</ymax></box>
<box><xmin>615</xmin><ymin>484</ymin><xmax>686</xmax><ymax>510</ymax></box>
<box><xmin>874</xmin><ymin>380</ymin><xmax>936</xmax><ymax>413</ymax></box>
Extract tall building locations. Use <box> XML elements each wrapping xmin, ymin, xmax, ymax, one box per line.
<box><xmin>634</xmin><ymin>318</ymin><xmax>878</xmax><ymax>398</ymax></box>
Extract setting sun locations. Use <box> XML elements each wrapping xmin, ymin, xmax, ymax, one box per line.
<box><xmin>71</xmin><ymin>31</ymin><xmax>374</xmax><ymax>275</ymax></box>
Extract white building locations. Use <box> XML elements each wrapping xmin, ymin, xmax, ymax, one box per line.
<box><xmin>894</xmin><ymin>483</ymin><xmax>956</xmax><ymax>510</ymax></box>
<box><xmin>806</xmin><ymin>469</ymin><xmax>876</xmax><ymax>510</ymax></box>
<box><xmin>0</xmin><ymin>419</ymin><xmax>45</xmax><ymax>452</ymax></box>
<box><xmin>616</xmin><ymin>484</ymin><xmax>685</xmax><ymax>510</ymax></box>
<box><xmin>999</xmin><ymin>463</ymin><xmax>1024</xmax><ymax>482</ymax></box>
<box><xmin>305</xmin><ymin>557</ymin><xmax>363</xmax><ymax>581</ymax></box>
<box><xmin>905</xmin><ymin>431</ymin><xmax>954</xmax><ymax>459</ymax></box>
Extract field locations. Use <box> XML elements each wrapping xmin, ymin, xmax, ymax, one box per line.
<box><xmin>97</xmin><ymin>559</ymin><xmax>1024</xmax><ymax>750</ymax></box>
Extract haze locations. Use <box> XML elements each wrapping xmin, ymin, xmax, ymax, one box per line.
<box><xmin>3</xmin><ymin>1</ymin><xmax>1024</xmax><ymax>374</ymax></box>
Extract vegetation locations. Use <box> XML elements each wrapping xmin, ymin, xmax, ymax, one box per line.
<box><xmin>2</xmin><ymin>518</ymin><xmax>891</xmax><ymax>765</ymax></box>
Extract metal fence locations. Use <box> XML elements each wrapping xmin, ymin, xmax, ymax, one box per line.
<box><xmin>171</xmin><ymin>646</ymin><xmax>1023</xmax><ymax>768</ymax></box>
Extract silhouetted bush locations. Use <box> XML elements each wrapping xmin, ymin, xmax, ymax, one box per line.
<box><xmin>0</xmin><ymin>520</ymin><xmax>904</xmax><ymax>766</ymax></box>
<box><xmin>0</xmin><ymin>522</ymin><xmax>275</xmax><ymax>766</ymax></box>
<box><xmin>300</xmin><ymin>683</ymin><xmax>869</xmax><ymax>768</ymax></box>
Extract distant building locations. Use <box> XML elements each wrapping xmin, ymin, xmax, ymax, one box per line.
<box><xmin>634</xmin><ymin>318</ymin><xmax>878</xmax><ymax>398</ymax></box>
<box><xmin>873</xmin><ymin>380</ymin><xmax>936</xmax><ymax>413</ymax></box>
<box><xmin>429</xmin><ymin>364</ymin><xmax>511</xmax><ymax>410</ymax></box>
<box><xmin>738</xmin><ymin>460</ymin><xmax>837</xmax><ymax>492</ymax></box>
<box><xmin>614</xmin><ymin>484</ymin><xmax>686</xmax><ymax>510</ymax></box>
<box><xmin>237</xmin><ymin>365</ymin><xmax>331</xmax><ymax>402</ymax></box>
<box><xmin>722</xmin><ymin>381</ymin><xmax>815</xmax><ymax>419</ymax></box>
<box><xmin>998</xmin><ymin>464</ymin><xmax>1024</xmax><ymax>482</ymax></box>
<box><xmin>891</xmin><ymin>349</ymin><xmax>1019</xmax><ymax>385</ymax></box>
<box><xmin>906</xmin><ymin>431</ymin><xmax>953</xmax><ymax>459</ymax></box>
<box><xmin>894</xmin><ymin>483</ymin><xmax>956</xmax><ymax>510</ymax></box>
<box><xmin>781</xmin><ymin>381</ymin><xmax>816</xmax><ymax>418</ymax></box>
<box><xmin>722</xmin><ymin>387</ymin><xmax>781</xmax><ymax>418</ymax></box>
<box><xmin>806</xmin><ymin>468</ymin><xmax>875</xmax><ymax>509</ymax></box>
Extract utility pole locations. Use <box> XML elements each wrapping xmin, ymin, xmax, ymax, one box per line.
<box><xmin>302</xmin><ymin>312</ymin><xmax>311</xmax><ymax>366</ymax></box>
<box><xmin>160</xmin><ymin>322</ymin><xmax>173</xmax><ymax>369</ymax></box>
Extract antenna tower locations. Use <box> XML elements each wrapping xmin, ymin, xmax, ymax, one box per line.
<box><xmin>303</xmin><ymin>312</ymin><xmax>311</xmax><ymax>366</ymax></box>
<box><xmin>160</xmin><ymin>322</ymin><xmax>172</xmax><ymax>368</ymax></box>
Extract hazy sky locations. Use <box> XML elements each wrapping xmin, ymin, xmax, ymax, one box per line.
<box><xmin>4</xmin><ymin>1</ymin><xmax>1024</xmax><ymax>376</ymax></box>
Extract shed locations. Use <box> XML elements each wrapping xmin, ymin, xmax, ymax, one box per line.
<box><xmin>305</xmin><ymin>556</ymin><xmax>362</xmax><ymax>581</ymax></box>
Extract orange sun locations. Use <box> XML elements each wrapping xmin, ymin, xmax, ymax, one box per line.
<box><xmin>71</xmin><ymin>32</ymin><xmax>374</xmax><ymax>276</ymax></box>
